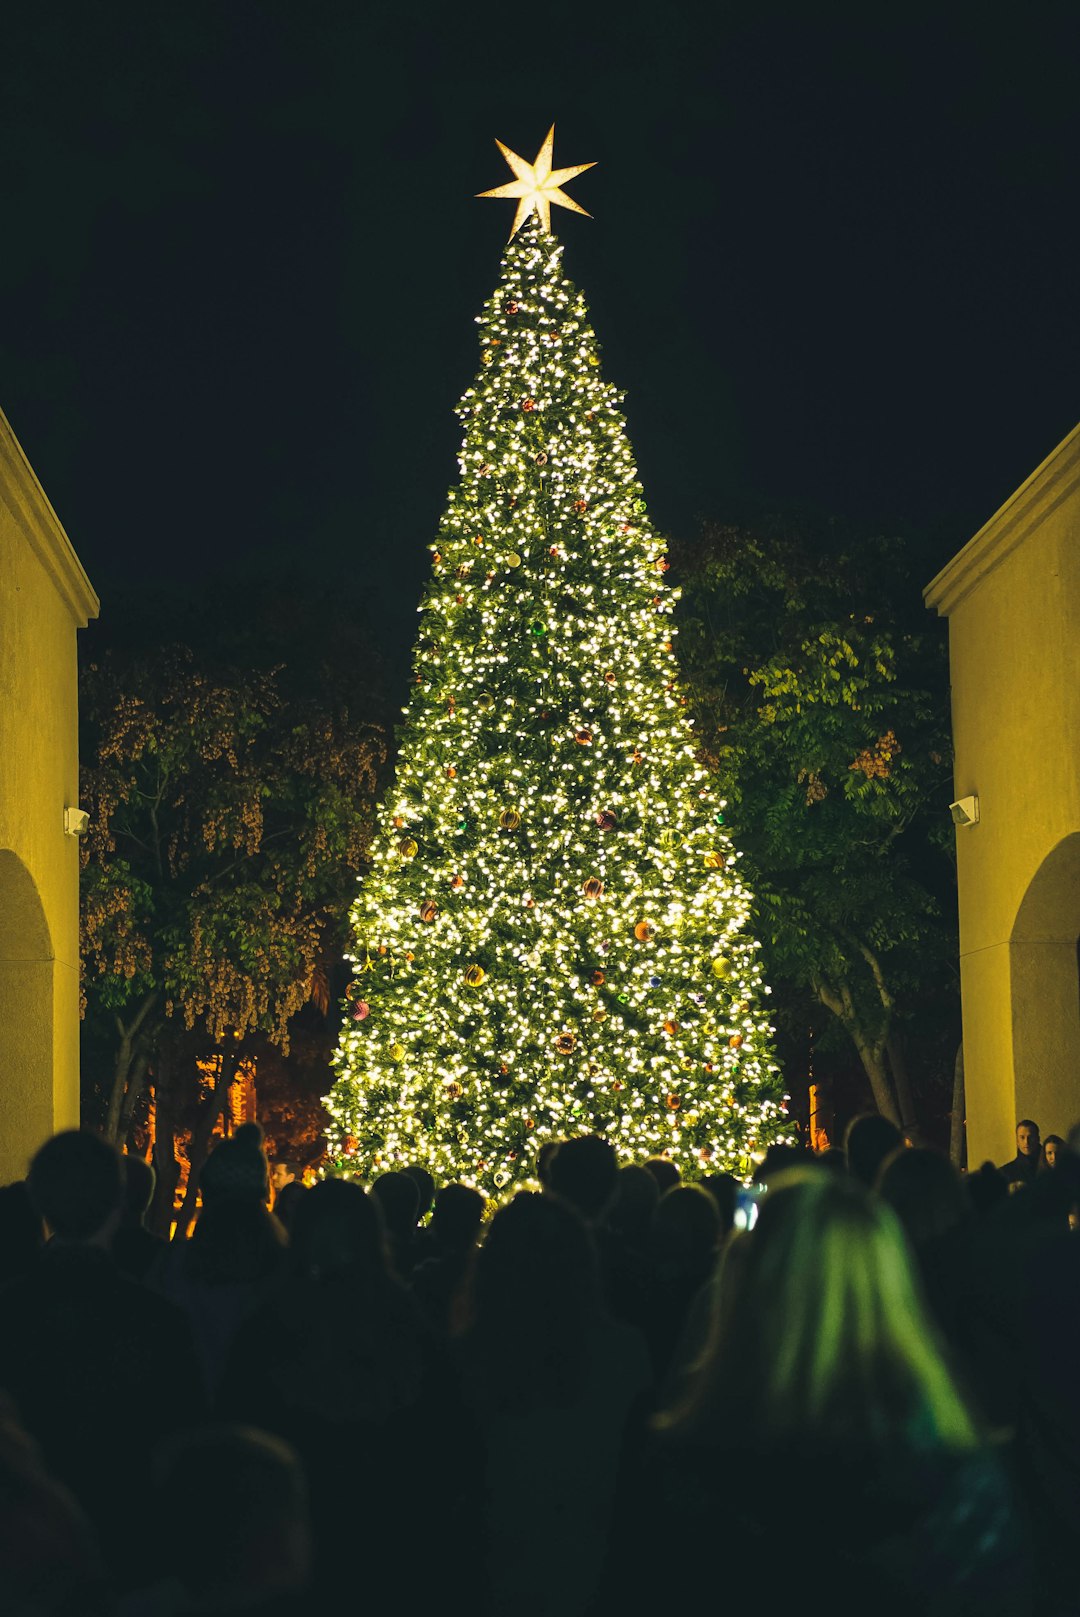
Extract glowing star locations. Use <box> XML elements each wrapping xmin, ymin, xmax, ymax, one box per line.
<box><xmin>477</xmin><ymin>124</ymin><xmax>596</xmax><ymax>238</ymax></box>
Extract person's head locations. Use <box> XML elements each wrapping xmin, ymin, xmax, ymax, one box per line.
<box><xmin>27</xmin><ymin>1131</ymin><xmax>124</xmax><ymax>1244</ymax></box>
<box><xmin>699</xmin><ymin>1172</ymin><xmax>738</xmax><ymax>1240</ymax></box>
<box><xmin>371</xmin><ymin>1171</ymin><xmax>421</xmax><ymax>1245</ymax></box>
<box><xmin>754</xmin><ymin>1143</ymin><xmax>806</xmax><ymax>1183</ymax></box>
<box><xmin>431</xmin><ymin>1182</ymin><xmax>484</xmax><ymax>1253</ymax></box>
<box><xmin>649</xmin><ymin>1183</ymin><xmax>721</xmax><ymax>1277</ymax></box>
<box><xmin>200</xmin><ymin>1122</ymin><xmax>270</xmax><ymax>1207</ymax></box>
<box><xmin>536</xmin><ymin>1139</ymin><xmax>561</xmax><ymax>1189</ymax></box>
<box><xmin>121</xmin><ymin>1153</ymin><xmax>155</xmax><ymax>1225</ymax></box>
<box><xmin>1039</xmin><ymin>1134</ymin><xmax>1064</xmax><ymax>1171</ymax></box>
<box><xmin>876</xmin><ymin>1147</ymin><xmax>969</xmax><ymax>1247</ymax></box>
<box><xmin>151</xmin><ymin>1425</ymin><xmax>309</xmax><ymax>1604</ymax></box>
<box><xmin>843</xmin><ymin>1113</ymin><xmax>903</xmax><ymax>1189</ymax></box>
<box><xmin>966</xmin><ymin>1161</ymin><xmax>1008</xmax><ymax>1217</ymax></box>
<box><xmin>464</xmin><ymin>1191</ymin><xmax>598</xmax><ymax>1411</ymax></box>
<box><xmin>1016</xmin><ymin>1119</ymin><xmax>1040</xmax><ymax>1158</ymax></box>
<box><xmin>662</xmin><ymin>1170</ymin><xmax>979</xmax><ymax>1456</ymax></box>
<box><xmin>290</xmin><ymin>1177</ymin><xmax>388</xmax><ymax>1280</ymax></box>
<box><xmin>402</xmin><ymin>1164</ymin><xmax>436</xmax><ymax>1221</ymax></box>
<box><xmin>642</xmin><ymin>1155</ymin><xmax>680</xmax><ymax>1195</ymax></box>
<box><xmin>270</xmin><ymin>1160</ymin><xmax>301</xmax><ymax>1196</ymax></box>
<box><xmin>0</xmin><ymin>1393</ymin><xmax>101</xmax><ymax>1609</ymax></box>
<box><xmin>608</xmin><ymin>1164</ymin><xmax>661</xmax><ymax>1246</ymax></box>
<box><xmin>548</xmin><ymin>1135</ymin><xmax>618</xmax><ymax>1223</ymax></box>
<box><xmin>271</xmin><ymin>1178</ymin><xmax>307</xmax><ymax>1233</ymax></box>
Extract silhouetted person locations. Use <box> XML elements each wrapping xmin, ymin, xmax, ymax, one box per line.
<box><xmin>218</xmin><ymin>1178</ymin><xmax>480</xmax><ymax>1608</ymax></box>
<box><xmin>0</xmin><ymin>1179</ymin><xmax>42</xmax><ymax>1284</ymax></box>
<box><xmin>371</xmin><ymin>1169</ymin><xmax>421</xmax><ymax>1277</ymax></box>
<box><xmin>0</xmin><ymin>1131</ymin><xmax>204</xmax><ymax>1585</ymax></box>
<box><xmin>642</xmin><ymin>1155</ymin><xmax>679</xmax><ymax>1195</ymax></box>
<box><xmin>548</xmin><ymin>1134</ymin><xmax>618</xmax><ymax>1225</ymax></box>
<box><xmin>536</xmin><ymin>1138</ymin><xmax>561</xmax><ymax>1189</ymax></box>
<box><xmin>641</xmin><ymin>1184</ymin><xmax>720</xmax><ymax>1385</ymax></box>
<box><xmin>270</xmin><ymin>1177</ymin><xmax>307</xmax><ymax>1234</ymax></box>
<box><xmin>967</xmin><ymin>1160</ymin><xmax>1008</xmax><ymax>1218</ymax></box>
<box><xmin>411</xmin><ymin>1181</ymin><xmax>484</xmax><ymax>1334</ymax></box>
<box><xmin>402</xmin><ymin>1162</ymin><xmax>437</xmax><ymax>1266</ymax></box>
<box><xmin>699</xmin><ymin>1172</ymin><xmax>737</xmax><ymax>1240</ymax></box>
<box><xmin>459</xmin><ymin>1192</ymin><xmax>649</xmax><ymax>1617</ymax></box>
<box><xmin>150</xmin><ymin>1122</ymin><xmax>286</xmax><ymax>1395</ymax></box>
<box><xmin>999</xmin><ymin>1119</ymin><xmax>1041</xmax><ymax>1190</ymax></box>
<box><xmin>844</xmin><ymin>1112</ymin><xmax>902</xmax><ymax>1188</ymax></box>
<box><xmin>596</xmin><ymin>1165</ymin><xmax>657</xmax><ymax>1327</ymax></box>
<box><xmin>132</xmin><ymin>1425</ymin><xmax>310</xmax><ymax>1615</ymax></box>
<box><xmin>111</xmin><ymin>1154</ymin><xmax>166</xmax><ymax>1281</ymax></box>
<box><xmin>606</xmin><ymin>1171</ymin><xmax>1030</xmax><ymax>1617</ymax></box>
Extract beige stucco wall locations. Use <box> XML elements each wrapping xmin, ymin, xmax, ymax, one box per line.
<box><xmin>926</xmin><ymin>424</ymin><xmax>1080</xmax><ymax>1168</ymax></box>
<box><xmin>0</xmin><ymin>407</ymin><xmax>98</xmax><ymax>1184</ymax></box>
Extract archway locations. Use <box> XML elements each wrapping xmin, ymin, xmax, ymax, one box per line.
<box><xmin>0</xmin><ymin>849</ymin><xmax>55</xmax><ymax>1183</ymax></box>
<box><xmin>1010</xmin><ymin>832</ymin><xmax>1080</xmax><ymax>1138</ymax></box>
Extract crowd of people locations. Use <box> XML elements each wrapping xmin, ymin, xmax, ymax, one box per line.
<box><xmin>0</xmin><ymin>1111</ymin><xmax>1078</xmax><ymax>1617</ymax></box>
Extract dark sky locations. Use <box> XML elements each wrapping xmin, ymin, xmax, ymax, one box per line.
<box><xmin>2</xmin><ymin>1</ymin><xmax>1077</xmax><ymax>656</ymax></box>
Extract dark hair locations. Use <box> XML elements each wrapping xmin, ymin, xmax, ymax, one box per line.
<box><xmin>290</xmin><ymin>1178</ymin><xmax>387</xmax><ymax>1279</ymax></box>
<box><xmin>187</xmin><ymin>1196</ymin><xmax>287</xmax><ymax>1286</ymax></box>
<box><xmin>651</xmin><ymin>1182</ymin><xmax>721</xmax><ymax>1270</ymax></box>
<box><xmin>200</xmin><ymin>1122</ymin><xmax>269</xmax><ymax>1206</ymax></box>
<box><xmin>272</xmin><ymin>1161</ymin><xmax>302</xmax><ymax>1180</ymax></box>
<box><xmin>121</xmin><ymin>1154</ymin><xmax>156</xmax><ymax>1220</ymax></box>
<box><xmin>643</xmin><ymin>1155</ymin><xmax>680</xmax><ymax>1195</ymax></box>
<box><xmin>548</xmin><ymin>1135</ymin><xmax>618</xmax><ymax>1221</ymax></box>
<box><xmin>536</xmin><ymin>1139</ymin><xmax>561</xmax><ymax>1187</ymax></box>
<box><xmin>431</xmin><ymin>1183</ymin><xmax>484</xmax><ymax>1251</ymax></box>
<box><xmin>608</xmin><ymin>1164</ymin><xmax>660</xmax><ymax>1245</ymax></box>
<box><xmin>401</xmin><ymin>1164</ymin><xmax>436</xmax><ymax>1219</ymax></box>
<box><xmin>876</xmin><ymin>1148</ymin><xmax>969</xmax><ymax>1247</ymax></box>
<box><xmin>1016</xmin><ymin>1119</ymin><xmax>1038</xmax><ymax>1133</ymax></box>
<box><xmin>27</xmin><ymin>1131</ymin><xmax>123</xmax><ymax>1240</ymax></box>
<box><xmin>843</xmin><ymin>1113</ymin><xmax>902</xmax><ymax>1189</ymax></box>
<box><xmin>966</xmin><ymin>1161</ymin><xmax>1007</xmax><ymax>1217</ymax></box>
<box><xmin>1039</xmin><ymin>1135</ymin><xmax>1065</xmax><ymax>1170</ymax></box>
<box><xmin>699</xmin><ymin>1172</ymin><xmax>737</xmax><ymax>1237</ymax></box>
<box><xmin>271</xmin><ymin>1179</ymin><xmax>307</xmax><ymax>1233</ymax></box>
<box><xmin>371</xmin><ymin>1172</ymin><xmax>420</xmax><ymax>1240</ymax></box>
<box><xmin>754</xmin><ymin>1143</ymin><xmax>807</xmax><ymax>1183</ymax></box>
<box><xmin>463</xmin><ymin>1192</ymin><xmax>598</xmax><ymax>1412</ymax></box>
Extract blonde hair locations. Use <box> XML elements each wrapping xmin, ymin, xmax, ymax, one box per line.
<box><xmin>660</xmin><ymin>1169</ymin><xmax>978</xmax><ymax>1453</ymax></box>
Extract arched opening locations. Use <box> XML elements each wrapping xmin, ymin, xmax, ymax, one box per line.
<box><xmin>1010</xmin><ymin>832</ymin><xmax>1080</xmax><ymax>1138</ymax></box>
<box><xmin>0</xmin><ymin>849</ymin><xmax>55</xmax><ymax>1183</ymax></box>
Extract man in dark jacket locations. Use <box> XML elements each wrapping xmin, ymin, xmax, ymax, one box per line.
<box><xmin>998</xmin><ymin>1119</ymin><xmax>1041</xmax><ymax>1189</ymax></box>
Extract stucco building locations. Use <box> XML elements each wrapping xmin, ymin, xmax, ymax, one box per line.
<box><xmin>0</xmin><ymin>406</ymin><xmax>99</xmax><ymax>1184</ymax></box>
<box><xmin>925</xmin><ymin>423</ymin><xmax>1080</xmax><ymax>1168</ymax></box>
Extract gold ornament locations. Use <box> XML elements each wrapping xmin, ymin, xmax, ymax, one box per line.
<box><xmin>703</xmin><ymin>851</ymin><xmax>724</xmax><ymax>869</ymax></box>
<box><xmin>419</xmin><ymin>900</ymin><xmax>438</xmax><ymax>924</ymax></box>
<box><xmin>711</xmin><ymin>955</ymin><xmax>733</xmax><ymax>979</ymax></box>
<box><xmin>499</xmin><ymin>809</ymin><xmax>521</xmax><ymax>830</ymax></box>
<box><xmin>583</xmin><ymin>877</ymin><xmax>604</xmax><ymax>899</ymax></box>
<box><xmin>476</xmin><ymin>124</ymin><xmax>596</xmax><ymax>238</ymax></box>
<box><xmin>634</xmin><ymin>920</ymin><xmax>655</xmax><ymax>942</ymax></box>
<box><xmin>463</xmin><ymin>964</ymin><xmax>486</xmax><ymax>988</ymax></box>
<box><xmin>397</xmin><ymin>837</ymin><xmax>418</xmax><ymax>859</ymax></box>
<box><xmin>506</xmin><ymin>553</ymin><xmax>522</xmax><ymax>568</ymax></box>
<box><xmin>554</xmin><ymin>1031</ymin><xmax>577</xmax><ymax>1055</ymax></box>
<box><xmin>390</xmin><ymin>1043</ymin><xmax>406</xmax><ymax>1063</ymax></box>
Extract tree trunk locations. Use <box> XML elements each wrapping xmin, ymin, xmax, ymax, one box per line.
<box><xmin>886</xmin><ymin>1033</ymin><xmax>920</xmax><ymax>1139</ymax></box>
<box><xmin>813</xmin><ymin>978</ymin><xmax>901</xmax><ymax>1125</ymax></box>
<box><xmin>150</xmin><ymin>1048</ymin><xmax>182</xmax><ymax>1239</ymax></box>
<box><xmin>117</xmin><ymin>1052</ymin><xmax>150</xmax><ymax>1151</ymax></box>
<box><xmin>172</xmin><ymin>1047</ymin><xmax>243</xmax><ymax>1239</ymax></box>
<box><xmin>949</xmin><ymin>1041</ymin><xmax>966</xmax><ymax>1170</ymax></box>
<box><xmin>104</xmin><ymin>992</ymin><xmax>159</xmax><ymax>1144</ymax></box>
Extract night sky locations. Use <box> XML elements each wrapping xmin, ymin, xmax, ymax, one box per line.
<box><xmin>2</xmin><ymin>2</ymin><xmax>1077</xmax><ymax>660</ymax></box>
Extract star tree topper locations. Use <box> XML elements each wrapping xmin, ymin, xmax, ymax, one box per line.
<box><xmin>477</xmin><ymin>124</ymin><xmax>596</xmax><ymax>237</ymax></box>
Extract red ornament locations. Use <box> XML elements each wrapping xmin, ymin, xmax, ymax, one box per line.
<box><xmin>455</xmin><ymin>594</ymin><xmax>464</xmax><ymax>605</ymax></box>
<box><xmin>446</xmin><ymin>765</ymin><xmax>457</xmax><ymax>779</ymax></box>
<box><xmin>506</xmin><ymin>301</ymin><xmax>519</xmax><ymax>315</ymax></box>
<box><xmin>445</xmin><ymin>1081</ymin><xmax>463</xmax><ymax>1098</ymax></box>
<box><xmin>634</xmin><ymin>920</ymin><xmax>654</xmax><ymax>942</ymax></box>
<box><xmin>666</xmin><ymin>1094</ymin><xmax>681</xmax><ymax>1110</ymax></box>
<box><xmin>352</xmin><ymin>1000</ymin><xmax>369</xmax><ymax>1021</ymax></box>
<box><xmin>591</xmin><ymin>970</ymin><xmax>606</xmax><ymax>986</ymax></box>
<box><xmin>554</xmin><ymin>1033</ymin><xmax>576</xmax><ymax>1055</ymax></box>
<box><xmin>521</xmin><ymin>397</ymin><xmax>536</xmax><ymax>412</ymax></box>
<box><xmin>343</xmin><ymin>1135</ymin><xmax>358</xmax><ymax>1155</ymax></box>
<box><xmin>575</xmin><ymin>729</ymin><xmax>593</xmax><ymax>746</ymax></box>
<box><xmin>450</xmin><ymin>874</ymin><xmax>465</xmax><ymax>889</ymax></box>
<box><xmin>603</xmin><ymin>670</ymin><xmax>616</xmax><ymax>684</ymax></box>
<box><xmin>595</xmin><ymin>810</ymin><xmax>617</xmax><ymax>831</ymax></box>
<box><xmin>662</xmin><ymin>1019</ymin><xmax>680</xmax><ymax>1035</ymax></box>
<box><xmin>574</xmin><ymin>499</ymin><xmax>588</xmax><ymax>514</ymax></box>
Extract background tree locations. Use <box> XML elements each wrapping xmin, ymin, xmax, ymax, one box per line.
<box><xmin>80</xmin><ymin>636</ymin><xmax>386</xmax><ymax>1228</ymax></box>
<box><xmin>674</xmin><ymin>517</ymin><xmax>958</xmax><ymax>1135</ymax></box>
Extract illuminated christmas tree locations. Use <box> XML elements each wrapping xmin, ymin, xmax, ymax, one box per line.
<box><xmin>326</xmin><ymin>130</ymin><xmax>787</xmax><ymax>1191</ymax></box>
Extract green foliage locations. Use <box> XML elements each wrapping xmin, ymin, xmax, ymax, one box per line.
<box><xmin>674</xmin><ymin>518</ymin><xmax>957</xmax><ymax>1119</ymax></box>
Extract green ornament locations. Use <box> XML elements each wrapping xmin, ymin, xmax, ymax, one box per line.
<box><xmin>530</xmin><ymin>620</ymin><xmax>546</xmax><ymax>636</ymax></box>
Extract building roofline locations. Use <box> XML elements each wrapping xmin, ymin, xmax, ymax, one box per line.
<box><xmin>924</xmin><ymin>421</ymin><xmax>1080</xmax><ymax>617</ymax></box>
<box><xmin>0</xmin><ymin>406</ymin><xmax>99</xmax><ymax>627</ymax></box>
